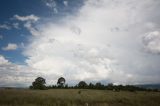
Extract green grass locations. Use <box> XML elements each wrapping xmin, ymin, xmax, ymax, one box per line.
<box><xmin>0</xmin><ymin>89</ymin><xmax>160</xmax><ymax>106</ymax></box>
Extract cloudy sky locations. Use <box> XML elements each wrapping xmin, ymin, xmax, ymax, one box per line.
<box><xmin>0</xmin><ymin>0</ymin><xmax>160</xmax><ymax>87</ymax></box>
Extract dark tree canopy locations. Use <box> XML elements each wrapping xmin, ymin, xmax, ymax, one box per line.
<box><xmin>57</xmin><ymin>77</ymin><xmax>65</xmax><ymax>87</ymax></box>
<box><xmin>29</xmin><ymin>77</ymin><xmax>151</xmax><ymax>91</ymax></box>
<box><xmin>35</xmin><ymin>77</ymin><xmax>46</xmax><ymax>84</ymax></box>
<box><xmin>78</xmin><ymin>81</ymin><xmax>88</xmax><ymax>88</ymax></box>
<box><xmin>30</xmin><ymin>77</ymin><xmax>46</xmax><ymax>90</ymax></box>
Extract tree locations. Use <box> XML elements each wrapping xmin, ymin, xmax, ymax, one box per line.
<box><xmin>65</xmin><ymin>84</ymin><xmax>68</xmax><ymax>89</ymax></box>
<box><xmin>57</xmin><ymin>77</ymin><xmax>65</xmax><ymax>87</ymax></box>
<box><xmin>95</xmin><ymin>82</ymin><xmax>105</xmax><ymax>89</ymax></box>
<box><xmin>107</xmin><ymin>83</ymin><xmax>114</xmax><ymax>90</ymax></box>
<box><xmin>88</xmin><ymin>83</ymin><xmax>95</xmax><ymax>89</ymax></box>
<box><xmin>78</xmin><ymin>81</ymin><xmax>88</xmax><ymax>88</ymax></box>
<box><xmin>30</xmin><ymin>77</ymin><xmax>46</xmax><ymax>90</ymax></box>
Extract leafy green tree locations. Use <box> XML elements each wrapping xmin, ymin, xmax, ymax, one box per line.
<box><xmin>30</xmin><ymin>77</ymin><xmax>46</xmax><ymax>90</ymax></box>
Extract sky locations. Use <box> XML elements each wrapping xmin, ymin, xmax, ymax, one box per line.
<box><xmin>0</xmin><ymin>0</ymin><xmax>160</xmax><ymax>87</ymax></box>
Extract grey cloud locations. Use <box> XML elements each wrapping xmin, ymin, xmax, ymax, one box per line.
<box><xmin>142</xmin><ymin>31</ymin><xmax>160</xmax><ymax>54</ymax></box>
<box><xmin>70</xmin><ymin>26</ymin><xmax>81</xmax><ymax>35</ymax></box>
<box><xmin>110</xmin><ymin>27</ymin><xmax>120</xmax><ymax>32</ymax></box>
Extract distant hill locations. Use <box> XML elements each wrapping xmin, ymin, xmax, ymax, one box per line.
<box><xmin>136</xmin><ymin>84</ymin><xmax>160</xmax><ymax>89</ymax></box>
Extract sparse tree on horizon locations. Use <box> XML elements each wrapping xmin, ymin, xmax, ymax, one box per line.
<box><xmin>30</xmin><ymin>77</ymin><xmax>46</xmax><ymax>90</ymax></box>
<box><xmin>57</xmin><ymin>77</ymin><xmax>66</xmax><ymax>87</ymax></box>
<box><xmin>78</xmin><ymin>81</ymin><xmax>88</xmax><ymax>88</ymax></box>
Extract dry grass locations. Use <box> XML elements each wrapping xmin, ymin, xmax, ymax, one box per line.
<box><xmin>0</xmin><ymin>89</ymin><xmax>160</xmax><ymax>106</ymax></box>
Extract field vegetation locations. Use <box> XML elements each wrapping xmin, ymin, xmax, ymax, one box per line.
<box><xmin>0</xmin><ymin>89</ymin><xmax>160</xmax><ymax>106</ymax></box>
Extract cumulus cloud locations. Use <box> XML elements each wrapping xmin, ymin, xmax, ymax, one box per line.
<box><xmin>21</xmin><ymin>0</ymin><xmax>160</xmax><ymax>85</ymax></box>
<box><xmin>2</xmin><ymin>43</ymin><xmax>18</xmax><ymax>51</ymax></box>
<box><xmin>14</xmin><ymin>14</ymin><xmax>39</xmax><ymax>22</ymax></box>
<box><xmin>0</xmin><ymin>0</ymin><xmax>158</xmax><ymax>87</ymax></box>
<box><xmin>0</xmin><ymin>55</ymin><xmax>9</xmax><ymax>64</ymax></box>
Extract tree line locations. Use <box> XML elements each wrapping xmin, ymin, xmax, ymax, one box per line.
<box><xmin>29</xmin><ymin>77</ymin><xmax>159</xmax><ymax>92</ymax></box>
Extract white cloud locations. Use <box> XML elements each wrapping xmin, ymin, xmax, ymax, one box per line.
<box><xmin>2</xmin><ymin>43</ymin><xmax>18</xmax><ymax>51</ymax></box>
<box><xmin>13</xmin><ymin>14</ymin><xmax>40</xmax><ymax>36</ymax></box>
<box><xmin>44</xmin><ymin>0</ymin><xmax>58</xmax><ymax>13</ymax></box>
<box><xmin>24</xmin><ymin>22</ymin><xmax>41</xmax><ymax>36</ymax></box>
<box><xmin>45</xmin><ymin>0</ymin><xmax>56</xmax><ymax>8</ymax></box>
<box><xmin>0</xmin><ymin>24</ymin><xmax>11</xmax><ymax>30</ymax></box>
<box><xmin>22</xmin><ymin>0</ymin><xmax>160</xmax><ymax>85</ymax></box>
<box><xmin>0</xmin><ymin>55</ymin><xmax>9</xmax><ymax>65</ymax></box>
<box><xmin>0</xmin><ymin>0</ymin><xmax>158</xmax><ymax>86</ymax></box>
<box><xmin>0</xmin><ymin>55</ymin><xmax>36</xmax><ymax>87</ymax></box>
<box><xmin>14</xmin><ymin>14</ymin><xmax>39</xmax><ymax>22</ymax></box>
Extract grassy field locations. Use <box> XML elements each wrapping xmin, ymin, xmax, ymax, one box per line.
<box><xmin>0</xmin><ymin>89</ymin><xmax>160</xmax><ymax>106</ymax></box>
